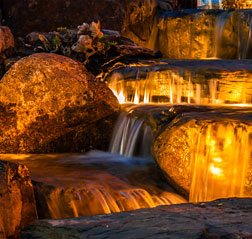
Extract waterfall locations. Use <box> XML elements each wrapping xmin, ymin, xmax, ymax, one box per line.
<box><xmin>108</xmin><ymin>63</ymin><xmax>252</xmax><ymax>106</ymax></box>
<box><xmin>3</xmin><ymin>152</ymin><xmax>187</xmax><ymax>219</ymax></box>
<box><xmin>190</xmin><ymin>121</ymin><xmax>252</xmax><ymax>202</ymax></box>
<box><xmin>213</xmin><ymin>11</ymin><xmax>229</xmax><ymax>58</ymax></box>
<box><xmin>47</xmin><ymin>186</ymin><xmax>185</xmax><ymax>219</ymax></box>
<box><xmin>109</xmin><ymin>107</ymin><xmax>153</xmax><ymax>158</ymax></box>
<box><xmin>123</xmin><ymin>9</ymin><xmax>252</xmax><ymax>59</ymax></box>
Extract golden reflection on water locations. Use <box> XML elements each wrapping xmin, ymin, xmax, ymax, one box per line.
<box><xmin>0</xmin><ymin>152</ymin><xmax>186</xmax><ymax>218</ymax></box>
<box><xmin>108</xmin><ymin>69</ymin><xmax>252</xmax><ymax>106</ymax></box>
<box><xmin>190</xmin><ymin>122</ymin><xmax>252</xmax><ymax>202</ymax></box>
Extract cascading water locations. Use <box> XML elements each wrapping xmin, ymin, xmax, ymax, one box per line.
<box><xmin>190</xmin><ymin>121</ymin><xmax>252</xmax><ymax>202</ymax></box>
<box><xmin>123</xmin><ymin>9</ymin><xmax>252</xmax><ymax>59</ymax></box>
<box><xmin>3</xmin><ymin>6</ymin><xmax>252</xmax><ymax>224</ymax></box>
<box><xmin>109</xmin><ymin>107</ymin><xmax>153</xmax><ymax>158</ymax></box>
<box><xmin>107</xmin><ymin>58</ymin><xmax>252</xmax><ymax>203</ymax></box>
<box><xmin>107</xmin><ymin>60</ymin><xmax>252</xmax><ymax>105</ymax></box>
<box><xmin>213</xmin><ymin>11</ymin><xmax>230</xmax><ymax>58</ymax></box>
<box><xmin>1</xmin><ymin>146</ymin><xmax>186</xmax><ymax>219</ymax></box>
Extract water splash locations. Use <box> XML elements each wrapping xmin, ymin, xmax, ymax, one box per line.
<box><xmin>190</xmin><ymin>121</ymin><xmax>252</xmax><ymax>202</ymax></box>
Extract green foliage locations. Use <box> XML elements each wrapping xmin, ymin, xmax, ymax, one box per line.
<box><xmin>109</xmin><ymin>41</ymin><xmax>118</xmax><ymax>46</ymax></box>
<box><xmin>52</xmin><ymin>35</ymin><xmax>61</xmax><ymax>49</ymax></box>
<box><xmin>57</xmin><ymin>26</ymin><xmax>67</xmax><ymax>32</ymax></box>
<box><xmin>99</xmin><ymin>36</ymin><xmax>118</xmax><ymax>47</ymax></box>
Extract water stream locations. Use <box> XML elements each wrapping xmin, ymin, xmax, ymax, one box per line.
<box><xmin>0</xmin><ymin>149</ymin><xmax>186</xmax><ymax>219</ymax></box>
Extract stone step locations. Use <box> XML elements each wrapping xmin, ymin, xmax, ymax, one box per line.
<box><xmin>21</xmin><ymin>198</ymin><xmax>252</xmax><ymax>239</ymax></box>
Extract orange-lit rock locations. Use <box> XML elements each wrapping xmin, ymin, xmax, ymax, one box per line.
<box><xmin>0</xmin><ymin>160</ymin><xmax>37</xmax><ymax>238</ymax></box>
<box><xmin>122</xmin><ymin>0</ymin><xmax>158</xmax><ymax>49</ymax></box>
<box><xmin>122</xmin><ymin>7</ymin><xmax>252</xmax><ymax>59</ymax></box>
<box><xmin>153</xmin><ymin>109</ymin><xmax>252</xmax><ymax>200</ymax></box>
<box><xmin>0</xmin><ymin>53</ymin><xmax>120</xmax><ymax>153</ymax></box>
<box><xmin>0</xmin><ymin>26</ymin><xmax>15</xmax><ymax>59</ymax></box>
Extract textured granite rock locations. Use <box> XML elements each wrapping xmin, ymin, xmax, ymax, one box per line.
<box><xmin>22</xmin><ymin>198</ymin><xmax>252</xmax><ymax>239</ymax></box>
<box><xmin>0</xmin><ymin>160</ymin><xmax>37</xmax><ymax>238</ymax></box>
<box><xmin>0</xmin><ymin>53</ymin><xmax>120</xmax><ymax>153</ymax></box>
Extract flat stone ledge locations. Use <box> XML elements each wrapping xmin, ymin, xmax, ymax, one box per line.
<box><xmin>22</xmin><ymin>197</ymin><xmax>252</xmax><ymax>239</ymax></box>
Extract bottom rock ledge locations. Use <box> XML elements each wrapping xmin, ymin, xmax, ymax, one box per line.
<box><xmin>22</xmin><ymin>197</ymin><xmax>252</xmax><ymax>239</ymax></box>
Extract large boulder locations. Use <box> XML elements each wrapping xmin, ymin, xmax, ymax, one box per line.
<box><xmin>0</xmin><ymin>160</ymin><xmax>37</xmax><ymax>238</ymax></box>
<box><xmin>22</xmin><ymin>198</ymin><xmax>252</xmax><ymax>239</ymax></box>
<box><xmin>0</xmin><ymin>53</ymin><xmax>120</xmax><ymax>153</ymax></box>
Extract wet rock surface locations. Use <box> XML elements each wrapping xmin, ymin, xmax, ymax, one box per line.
<box><xmin>0</xmin><ymin>160</ymin><xmax>37</xmax><ymax>238</ymax></box>
<box><xmin>122</xmin><ymin>0</ymin><xmax>159</xmax><ymax>48</ymax></box>
<box><xmin>0</xmin><ymin>53</ymin><xmax>120</xmax><ymax>153</ymax></box>
<box><xmin>22</xmin><ymin>198</ymin><xmax>252</xmax><ymax>239</ymax></box>
<box><xmin>120</xmin><ymin>104</ymin><xmax>211</xmax><ymax>137</ymax></box>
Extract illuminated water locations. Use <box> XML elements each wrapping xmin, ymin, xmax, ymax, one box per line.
<box><xmin>107</xmin><ymin>60</ymin><xmax>252</xmax><ymax>105</ymax></box>
<box><xmin>107</xmin><ymin>58</ymin><xmax>252</xmax><ymax>202</ymax></box>
<box><xmin>0</xmin><ymin>151</ymin><xmax>186</xmax><ymax>219</ymax></box>
<box><xmin>190</xmin><ymin>120</ymin><xmax>252</xmax><ymax>202</ymax></box>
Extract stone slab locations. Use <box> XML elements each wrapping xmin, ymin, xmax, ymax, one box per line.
<box><xmin>22</xmin><ymin>198</ymin><xmax>252</xmax><ymax>239</ymax></box>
